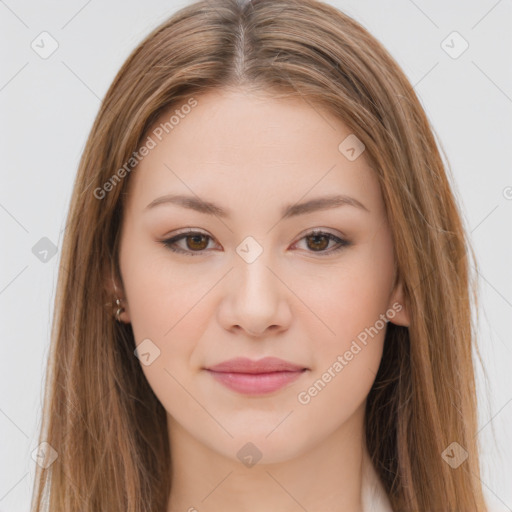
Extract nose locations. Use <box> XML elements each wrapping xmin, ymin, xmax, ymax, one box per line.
<box><xmin>218</xmin><ymin>252</ymin><xmax>292</xmax><ymax>338</ymax></box>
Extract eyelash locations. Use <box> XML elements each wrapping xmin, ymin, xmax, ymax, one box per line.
<box><xmin>160</xmin><ymin>229</ymin><xmax>351</xmax><ymax>257</ymax></box>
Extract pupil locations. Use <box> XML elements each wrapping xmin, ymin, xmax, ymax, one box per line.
<box><xmin>188</xmin><ymin>235</ymin><xmax>207</xmax><ymax>250</ymax></box>
<box><xmin>308</xmin><ymin>235</ymin><xmax>328</xmax><ymax>251</ymax></box>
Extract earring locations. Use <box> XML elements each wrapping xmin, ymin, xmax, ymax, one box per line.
<box><xmin>114</xmin><ymin>297</ymin><xmax>125</xmax><ymax>322</ymax></box>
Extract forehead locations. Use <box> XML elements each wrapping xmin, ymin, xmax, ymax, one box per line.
<box><xmin>125</xmin><ymin>88</ymin><xmax>382</xmax><ymax>216</ymax></box>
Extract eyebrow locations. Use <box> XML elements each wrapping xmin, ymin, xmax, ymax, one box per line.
<box><xmin>144</xmin><ymin>193</ymin><xmax>369</xmax><ymax>219</ymax></box>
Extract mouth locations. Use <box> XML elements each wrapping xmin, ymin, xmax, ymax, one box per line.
<box><xmin>205</xmin><ymin>368</ymin><xmax>308</xmax><ymax>395</ymax></box>
<box><xmin>204</xmin><ymin>357</ymin><xmax>309</xmax><ymax>395</ymax></box>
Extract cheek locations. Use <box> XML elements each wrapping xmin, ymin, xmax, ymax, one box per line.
<box><xmin>300</xmin><ymin>233</ymin><xmax>395</xmax><ymax>401</ymax></box>
<box><xmin>120</xmin><ymin>235</ymin><xmax>203</xmax><ymax>340</ymax></box>
<box><xmin>313</xmin><ymin>241</ymin><xmax>394</xmax><ymax>352</ymax></box>
<box><xmin>296</xmin><ymin>284</ymin><xmax>391</xmax><ymax>432</ymax></box>
<box><xmin>119</xmin><ymin>236</ymin><xmax>211</xmax><ymax>402</ymax></box>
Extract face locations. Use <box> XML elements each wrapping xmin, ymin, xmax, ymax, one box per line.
<box><xmin>114</xmin><ymin>88</ymin><xmax>409</xmax><ymax>464</ymax></box>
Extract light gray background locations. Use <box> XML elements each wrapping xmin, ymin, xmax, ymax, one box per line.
<box><xmin>1</xmin><ymin>1</ymin><xmax>511</xmax><ymax>510</ymax></box>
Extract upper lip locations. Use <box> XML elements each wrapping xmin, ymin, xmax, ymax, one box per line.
<box><xmin>205</xmin><ymin>357</ymin><xmax>307</xmax><ymax>374</ymax></box>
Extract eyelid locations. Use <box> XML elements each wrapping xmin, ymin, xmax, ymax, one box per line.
<box><xmin>294</xmin><ymin>226</ymin><xmax>349</xmax><ymax>241</ymax></box>
<box><xmin>160</xmin><ymin>228</ymin><xmax>351</xmax><ymax>257</ymax></box>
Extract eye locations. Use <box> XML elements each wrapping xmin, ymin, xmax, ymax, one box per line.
<box><xmin>160</xmin><ymin>229</ymin><xmax>350</xmax><ymax>257</ymax></box>
<box><xmin>291</xmin><ymin>229</ymin><xmax>351</xmax><ymax>256</ymax></box>
<box><xmin>160</xmin><ymin>229</ymin><xmax>217</xmax><ymax>256</ymax></box>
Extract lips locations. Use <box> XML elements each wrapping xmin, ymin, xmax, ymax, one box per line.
<box><xmin>206</xmin><ymin>356</ymin><xmax>306</xmax><ymax>373</ymax></box>
<box><xmin>204</xmin><ymin>357</ymin><xmax>308</xmax><ymax>395</ymax></box>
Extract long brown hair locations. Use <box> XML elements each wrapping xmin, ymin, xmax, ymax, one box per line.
<box><xmin>31</xmin><ymin>0</ymin><xmax>488</xmax><ymax>510</ymax></box>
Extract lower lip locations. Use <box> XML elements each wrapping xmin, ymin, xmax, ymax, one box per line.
<box><xmin>206</xmin><ymin>369</ymin><xmax>306</xmax><ymax>395</ymax></box>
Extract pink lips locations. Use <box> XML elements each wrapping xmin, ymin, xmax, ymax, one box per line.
<box><xmin>205</xmin><ymin>357</ymin><xmax>307</xmax><ymax>395</ymax></box>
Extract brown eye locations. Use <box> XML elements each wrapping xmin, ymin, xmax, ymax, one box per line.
<box><xmin>305</xmin><ymin>233</ymin><xmax>331</xmax><ymax>252</ymax></box>
<box><xmin>185</xmin><ymin>234</ymin><xmax>209</xmax><ymax>251</ymax></box>
<box><xmin>294</xmin><ymin>230</ymin><xmax>350</xmax><ymax>256</ymax></box>
<box><xmin>161</xmin><ymin>231</ymin><xmax>214</xmax><ymax>256</ymax></box>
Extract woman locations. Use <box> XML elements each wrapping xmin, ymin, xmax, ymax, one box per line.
<box><xmin>30</xmin><ymin>0</ymin><xmax>488</xmax><ymax>510</ymax></box>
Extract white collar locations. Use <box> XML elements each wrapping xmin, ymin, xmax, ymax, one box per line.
<box><xmin>360</xmin><ymin>451</ymin><xmax>393</xmax><ymax>512</ymax></box>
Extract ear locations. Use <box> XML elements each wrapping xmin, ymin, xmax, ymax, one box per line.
<box><xmin>386</xmin><ymin>276</ymin><xmax>410</xmax><ymax>327</ymax></box>
<box><xmin>104</xmin><ymin>268</ymin><xmax>131</xmax><ymax>324</ymax></box>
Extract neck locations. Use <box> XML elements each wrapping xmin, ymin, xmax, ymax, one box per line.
<box><xmin>166</xmin><ymin>402</ymin><xmax>368</xmax><ymax>512</ymax></box>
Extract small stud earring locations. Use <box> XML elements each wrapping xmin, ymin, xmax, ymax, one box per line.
<box><xmin>114</xmin><ymin>297</ymin><xmax>125</xmax><ymax>322</ymax></box>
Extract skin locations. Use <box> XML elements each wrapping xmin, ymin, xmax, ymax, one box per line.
<box><xmin>112</xmin><ymin>88</ymin><xmax>409</xmax><ymax>512</ymax></box>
